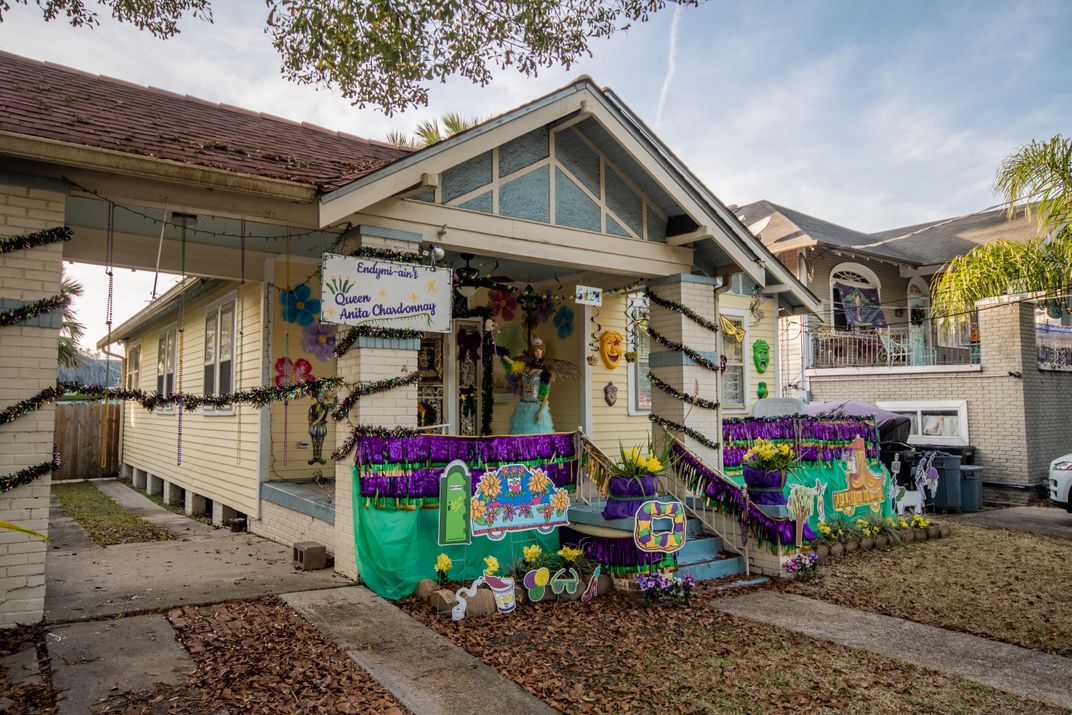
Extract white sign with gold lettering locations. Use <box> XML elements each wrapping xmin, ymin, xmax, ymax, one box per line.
<box><xmin>320</xmin><ymin>253</ymin><xmax>452</xmax><ymax>333</ymax></box>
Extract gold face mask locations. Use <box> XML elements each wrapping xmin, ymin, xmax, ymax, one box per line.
<box><xmin>599</xmin><ymin>330</ymin><xmax>625</xmax><ymax>370</ymax></box>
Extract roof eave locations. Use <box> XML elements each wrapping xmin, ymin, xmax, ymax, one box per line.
<box><xmin>0</xmin><ymin>132</ymin><xmax>317</xmax><ymax>202</ymax></box>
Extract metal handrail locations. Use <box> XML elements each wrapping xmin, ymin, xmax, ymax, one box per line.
<box><xmin>661</xmin><ymin>432</ymin><xmax>750</xmax><ymax>575</ymax></box>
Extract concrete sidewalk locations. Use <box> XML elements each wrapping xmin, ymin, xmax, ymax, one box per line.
<box><xmin>716</xmin><ymin>591</ymin><xmax>1072</xmax><ymax>711</ymax></box>
<box><xmin>93</xmin><ymin>479</ymin><xmax>218</xmax><ymax>541</ymax></box>
<box><xmin>283</xmin><ymin>586</ymin><xmax>556</xmax><ymax>715</ymax></box>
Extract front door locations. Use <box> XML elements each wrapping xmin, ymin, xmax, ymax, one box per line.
<box><xmin>418</xmin><ymin>319</ymin><xmax>485</xmax><ymax>435</ymax></box>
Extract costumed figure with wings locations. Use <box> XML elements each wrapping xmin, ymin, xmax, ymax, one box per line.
<box><xmin>498</xmin><ymin>337</ymin><xmax>577</xmax><ymax>434</ymax></box>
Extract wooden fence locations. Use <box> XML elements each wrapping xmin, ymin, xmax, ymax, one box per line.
<box><xmin>53</xmin><ymin>401</ymin><xmax>120</xmax><ymax>480</ymax></box>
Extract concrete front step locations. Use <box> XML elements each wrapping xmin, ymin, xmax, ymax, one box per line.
<box><xmin>677</xmin><ymin>534</ymin><xmax>724</xmax><ymax>562</ymax></box>
<box><xmin>678</xmin><ymin>553</ymin><xmax>746</xmax><ymax>582</ymax></box>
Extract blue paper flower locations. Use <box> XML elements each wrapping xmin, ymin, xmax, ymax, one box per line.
<box><xmin>553</xmin><ymin>305</ymin><xmax>574</xmax><ymax>339</ymax></box>
<box><xmin>280</xmin><ymin>284</ymin><xmax>320</xmax><ymax>326</ymax></box>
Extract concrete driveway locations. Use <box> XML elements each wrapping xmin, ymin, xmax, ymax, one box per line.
<box><xmin>949</xmin><ymin>505</ymin><xmax>1072</xmax><ymax>540</ymax></box>
<box><xmin>46</xmin><ymin>481</ymin><xmax>349</xmax><ymax>622</ymax></box>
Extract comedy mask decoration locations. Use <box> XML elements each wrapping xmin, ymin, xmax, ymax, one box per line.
<box><xmin>599</xmin><ymin>330</ymin><xmax>625</xmax><ymax>370</ymax></box>
<box><xmin>753</xmin><ymin>339</ymin><xmax>770</xmax><ymax>374</ymax></box>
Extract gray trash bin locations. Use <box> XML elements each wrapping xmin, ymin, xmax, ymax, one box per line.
<box><xmin>931</xmin><ymin>453</ymin><xmax>962</xmax><ymax>512</ymax></box>
<box><xmin>960</xmin><ymin>465</ymin><xmax>982</xmax><ymax>513</ymax></box>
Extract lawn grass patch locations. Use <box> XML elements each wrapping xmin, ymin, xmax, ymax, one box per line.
<box><xmin>400</xmin><ymin>587</ymin><xmax>1059</xmax><ymax>713</ymax></box>
<box><xmin>52</xmin><ymin>482</ymin><xmax>173</xmax><ymax>546</ymax></box>
<box><xmin>786</xmin><ymin>523</ymin><xmax>1072</xmax><ymax>656</ymax></box>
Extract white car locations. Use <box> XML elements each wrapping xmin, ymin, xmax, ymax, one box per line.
<box><xmin>1051</xmin><ymin>453</ymin><xmax>1072</xmax><ymax>512</ymax></box>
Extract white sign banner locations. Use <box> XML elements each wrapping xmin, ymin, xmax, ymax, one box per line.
<box><xmin>575</xmin><ymin>285</ymin><xmax>603</xmax><ymax>306</ymax></box>
<box><xmin>320</xmin><ymin>252</ymin><xmax>453</xmax><ymax>333</ymax></box>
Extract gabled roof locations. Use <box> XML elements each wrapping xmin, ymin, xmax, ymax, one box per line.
<box><xmin>0</xmin><ymin>51</ymin><xmax>409</xmax><ymax>190</ymax></box>
<box><xmin>320</xmin><ymin>78</ymin><xmax>821</xmax><ymax>314</ymax></box>
<box><xmin>737</xmin><ymin>200</ymin><xmax>1042</xmax><ymax>267</ymax></box>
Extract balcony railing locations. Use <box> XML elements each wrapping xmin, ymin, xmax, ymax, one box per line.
<box><xmin>807</xmin><ymin>326</ymin><xmax>979</xmax><ymax>369</ymax></box>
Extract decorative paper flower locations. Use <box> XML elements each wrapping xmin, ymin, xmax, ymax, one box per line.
<box><xmin>550</xmin><ymin>489</ymin><xmax>569</xmax><ymax>514</ymax></box>
<box><xmin>523</xmin><ymin>544</ymin><xmax>543</xmax><ymax>564</ymax></box>
<box><xmin>280</xmin><ymin>284</ymin><xmax>321</xmax><ymax>326</ymax></box>
<box><xmin>539</xmin><ymin>504</ymin><xmax>555</xmax><ymax>521</ymax></box>
<box><xmin>471</xmin><ymin>498</ymin><xmax>487</xmax><ymax>524</ymax></box>
<box><xmin>302</xmin><ymin>323</ymin><xmax>337</xmax><ymax>362</ymax></box>
<box><xmin>274</xmin><ymin>357</ymin><xmax>315</xmax><ymax>387</ymax></box>
<box><xmin>488</xmin><ymin>289</ymin><xmax>517</xmax><ymax>321</ymax></box>
<box><xmin>435</xmin><ymin>553</ymin><xmax>452</xmax><ymax>574</ymax></box>
<box><xmin>527</xmin><ymin>468</ymin><xmax>550</xmax><ymax>495</ymax></box>
<box><xmin>557</xmin><ymin>546</ymin><xmax>582</xmax><ymax>562</ymax></box>
<box><xmin>477</xmin><ymin>473</ymin><xmax>501</xmax><ymax>500</ymax></box>
<box><xmin>553</xmin><ymin>305</ymin><xmax>574</xmax><ymax>338</ymax></box>
<box><xmin>483</xmin><ymin>556</ymin><xmax>499</xmax><ymax>575</ymax></box>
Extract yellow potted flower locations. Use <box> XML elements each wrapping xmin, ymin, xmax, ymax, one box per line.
<box><xmin>741</xmin><ymin>439</ymin><xmax>796</xmax><ymax>508</ymax></box>
<box><xmin>603</xmin><ymin>441</ymin><xmax>667</xmax><ymax>520</ymax></box>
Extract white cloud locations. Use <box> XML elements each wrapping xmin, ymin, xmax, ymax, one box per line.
<box><xmin>655</xmin><ymin>3</ymin><xmax>684</xmax><ymax>132</ymax></box>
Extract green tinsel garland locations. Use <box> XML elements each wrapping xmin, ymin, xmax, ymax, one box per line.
<box><xmin>0</xmin><ymin>294</ymin><xmax>68</xmax><ymax>328</ymax></box>
<box><xmin>0</xmin><ymin>226</ymin><xmax>73</xmax><ymax>254</ymax></box>
<box><xmin>349</xmin><ymin>245</ymin><xmax>424</xmax><ymax>265</ymax></box>
<box><xmin>644</xmin><ymin>287</ymin><xmax>720</xmax><ymax>334</ymax></box>
<box><xmin>648</xmin><ymin>372</ymin><xmax>719</xmax><ymax>410</ymax></box>
<box><xmin>0</xmin><ymin>456</ymin><xmax>59</xmax><ymax>494</ymax></box>
<box><xmin>649</xmin><ymin>413</ymin><xmax>720</xmax><ymax>450</ymax></box>
<box><xmin>647</xmin><ymin>326</ymin><xmax>727</xmax><ymax>373</ymax></box>
<box><xmin>334</xmin><ymin>325</ymin><xmax>425</xmax><ymax>358</ymax></box>
<box><xmin>332</xmin><ymin>371</ymin><xmax>420</xmax><ymax>421</ymax></box>
<box><xmin>331</xmin><ymin>423</ymin><xmax>423</xmax><ymax>463</ymax></box>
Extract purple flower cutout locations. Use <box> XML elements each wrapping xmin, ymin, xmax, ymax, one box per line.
<box><xmin>302</xmin><ymin>323</ymin><xmax>337</xmax><ymax>362</ymax></box>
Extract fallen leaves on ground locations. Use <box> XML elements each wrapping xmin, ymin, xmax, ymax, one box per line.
<box><xmin>786</xmin><ymin>524</ymin><xmax>1072</xmax><ymax>656</ymax></box>
<box><xmin>0</xmin><ymin>623</ymin><xmax>57</xmax><ymax>714</ymax></box>
<box><xmin>52</xmin><ymin>482</ymin><xmax>172</xmax><ymax>545</ymax></box>
<box><xmin>99</xmin><ymin>597</ymin><xmax>404</xmax><ymax>714</ymax></box>
<box><xmin>400</xmin><ymin>583</ymin><xmax>1060</xmax><ymax>714</ymax></box>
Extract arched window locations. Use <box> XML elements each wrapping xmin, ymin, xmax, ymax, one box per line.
<box><xmin>907</xmin><ymin>277</ymin><xmax>929</xmax><ymax>325</ymax></box>
<box><xmin>830</xmin><ymin>262</ymin><xmax>885</xmax><ymax>328</ymax></box>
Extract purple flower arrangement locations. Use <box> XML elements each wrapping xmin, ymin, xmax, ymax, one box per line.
<box><xmin>783</xmin><ymin>551</ymin><xmax>819</xmax><ymax>581</ymax></box>
<box><xmin>636</xmin><ymin>571</ymin><xmax>696</xmax><ymax>605</ymax></box>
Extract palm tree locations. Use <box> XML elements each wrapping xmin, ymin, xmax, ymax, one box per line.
<box><xmin>931</xmin><ymin>135</ymin><xmax>1072</xmax><ymax>319</ymax></box>
<box><xmin>385</xmin><ymin>112</ymin><xmax>482</xmax><ymax>149</ymax></box>
<box><xmin>58</xmin><ymin>273</ymin><xmax>85</xmax><ymax>368</ymax></box>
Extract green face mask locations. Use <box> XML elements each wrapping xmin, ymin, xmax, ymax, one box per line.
<box><xmin>753</xmin><ymin>339</ymin><xmax>770</xmax><ymax>374</ymax></box>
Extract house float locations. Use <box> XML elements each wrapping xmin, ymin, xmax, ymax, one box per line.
<box><xmin>0</xmin><ymin>50</ymin><xmax>899</xmax><ymax>623</ymax></box>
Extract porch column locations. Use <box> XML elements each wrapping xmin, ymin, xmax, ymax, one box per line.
<box><xmin>647</xmin><ymin>274</ymin><xmax>722</xmax><ymax>466</ymax></box>
<box><xmin>332</xmin><ymin>230</ymin><xmax>421</xmax><ymax>581</ymax></box>
<box><xmin>0</xmin><ymin>178</ymin><xmax>66</xmax><ymax>627</ymax></box>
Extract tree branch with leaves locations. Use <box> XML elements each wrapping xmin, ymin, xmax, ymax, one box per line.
<box><xmin>1</xmin><ymin>0</ymin><xmax>701</xmax><ymax>115</ymax></box>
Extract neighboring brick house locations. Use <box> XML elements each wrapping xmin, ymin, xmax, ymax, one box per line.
<box><xmin>0</xmin><ymin>52</ymin><xmax>821</xmax><ymax>624</ymax></box>
<box><xmin>736</xmin><ymin>200</ymin><xmax>1072</xmax><ymax>502</ymax></box>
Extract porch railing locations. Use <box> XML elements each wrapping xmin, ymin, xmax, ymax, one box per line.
<box><xmin>807</xmin><ymin>326</ymin><xmax>979</xmax><ymax>369</ymax></box>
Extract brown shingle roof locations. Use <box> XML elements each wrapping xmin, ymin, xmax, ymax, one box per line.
<box><xmin>0</xmin><ymin>51</ymin><xmax>410</xmax><ymax>190</ymax></box>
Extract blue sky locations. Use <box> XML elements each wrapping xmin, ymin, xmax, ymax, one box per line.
<box><xmin>0</xmin><ymin>0</ymin><xmax>1069</xmax><ymax>346</ymax></box>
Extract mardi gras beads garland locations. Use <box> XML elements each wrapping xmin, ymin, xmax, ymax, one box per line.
<box><xmin>333</xmin><ymin>325</ymin><xmax>425</xmax><ymax>359</ymax></box>
<box><xmin>0</xmin><ymin>294</ymin><xmax>68</xmax><ymax>329</ymax></box>
<box><xmin>648</xmin><ymin>372</ymin><xmax>720</xmax><ymax>410</ymax></box>
<box><xmin>0</xmin><ymin>226</ymin><xmax>73</xmax><ymax>254</ymax></box>
<box><xmin>646</xmin><ymin>326</ymin><xmax>728</xmax><ymax>374</ymax></box>
<box><xmin>648</xmin><ymin>413</ymin><xmax>720</xmax><ymax>451</ymax></box>
<box><xmin>331</xmin><ymin>371</ymin><xmax>420</xmax><ymax>421</ymax></box>
<box><xmin>643</xmin><ymin>287</ymin><xmax>721</xmax><ymax>334</ymax></box>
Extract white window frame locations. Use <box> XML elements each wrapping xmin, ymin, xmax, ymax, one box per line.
<box><xmin>203</xmin><ymin>292</ymin><xmax>238</xmax><ymax>416</ymax></box>
<box><xmin>829</xmin><ymin>262</ymin><xmax>882</xmax><ymax>328</ymax></box>
<box><xmin>720</xmin><ymin>309</ymin><xmax>749</xmax><ymax>412</ymax></box>
<box><xmin>125</xmin><ymin>340</ymin><xmax>142</xmax><ymax>391</ymax></box>
<box><xmin>876</xmin><ymin>399</ymin><xmax>969</xmax><ymax>447</ymax></box>
<box><xmin>155</xmin><ymin>323</ymin><xmax>178</xmax><ymax>414</ymax></box>
<box><xmin>626</xmin><ymin>292</ymin><xmax>650</xmax><ymax>415</ymax></box>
